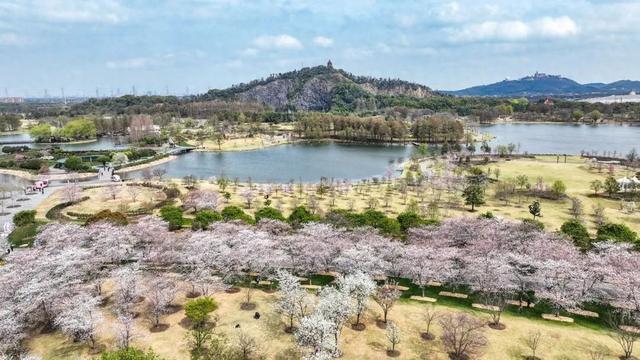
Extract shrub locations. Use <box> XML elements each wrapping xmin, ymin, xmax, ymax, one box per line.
<box><xmin>100</xmin><ymin>347</ymin><xmax>163</xmax><ymax>360</ymax></box>
<box><xmin>192</xmin><ymin>210</ymin><xmax>223</xmax><ymax>230</ymax></box>
<box><xmin>550</xmin><ymin>180</ymin><xmax>567</xmax><ymax>198</ymax></box>
<box><xmin>560</xmin><ymin>219</ymin><xmax>591</xmax><ymax>250</ymax></box>
<box><xmin>159</xmin><ymin>205</ymin><xmax>184</xmax><ymax>230</ymax></box>
<box><xmin>479</xmin><ymin>211</ymin><xmax>495</xmax><ymax>219</ymax></box>
<box><xmin>596</xmin><ymin>223</ymin><xmax>639</xmax><ymax>245</ymax></box>
<box><xmin>13</xmin><ymin>210</ymin><xmax>36</xmax><ymax>227</ymax></box>
<box><xmin>64</xmin><ymin>156</ymin><xmax>89</xmax><ymax>171</ymax></box>
<box><xmin>18</xmin><ymin>158</ymin><xmax>43</xmax><ymax>170</ymax></box>
<box><xmin>163</xmin><ymin>186</ymin><xmax>180</xmax><ymax>200</ymax></box>
<box><xmin>184</xmin><ymin>296</ymin><xmax>218</xmax><ymax>327</ymax></box>
<box><xmin>355</xmin><ymin>209</ymin><xmax>401</xmax><ymax>237</ymax></box>
<box><xmin>7</xmin><ymin>223</ymin><xmax>39</xmax><ymax>247</ymax></box>
<box><xmin>287</xmin><ymin>206</ymin><xmax>318</xmax><ymax>227</ymax></box>
<box><xmin>254</xmin><ymin>206</ymin><xmax>285</xmax><ymax>222</ymax></box>
<box><xmin>85</xmin><ymin>209</ymin><xmax>128</xmax><ymax>226</ymax></box>
<box><xmin>396</xmin><ymin>211</ymin><xmax>438</xmax><ymax>231</ymax></box>
<box><xmin>522</xmin><ymin>218</ymin><xmax>545</xmax><ymax>231</ymax></box>
<box><xmin>221</xmin><ymin>205</ymin><xmax>254</xmax><ymax>224</ymax></box>
<box><xmin>2</xmin><ymin>145</ymin><xmax>29</xmax><ymax>154</ymax></box>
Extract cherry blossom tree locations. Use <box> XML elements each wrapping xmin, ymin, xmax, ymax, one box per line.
<box><xmin>373</xmin><ymin>282</ymin><xmax>402</xmax><ymax>325</ymax></box>
<box><xmin>183</xmin><ymin>190</ymin><xmax>219</xmax><ymax>212</ymax></box>
<box><xmin>145</xmin><ymin>275</ymin><xmax>177</xmax><ymax>329</ymax></box>
<box><xmin>113</xmin><ymin>267</ymin><xmax>142</xmax><ymax>316</ymax></box>
<box><xmin>54</xmin><ymin>293</ymin><xmax>103</xmax><ymax>350</ymax></box>
<box><xmin>274</xmin><ymin>270</ymin><xmax>311</xmax><ymax>333</ymax></box>
<box><xmin>295</xmin><ymin>312</ymin><xmax>336</xmax><ymax>358</ymax></box>
<box><xmin>337</xmin><ymin>272</ymin><xmax>376</xmax><ymax>330</ymax></box>
<box><xmin>114</xmin><ymin>313</ymin><xmax>136</xmax><ymax>349</ymax></box>
<box><xmin>316</xmin><ymin>287</ymin><xmax>354</xmax><ymax>356</ymax></box>
<box><xmin>385</xmin><ymin>320</ymin><xmax>401</xmax><ymax>356</ymax></box>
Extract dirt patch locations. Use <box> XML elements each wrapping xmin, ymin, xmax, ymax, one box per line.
<box><xmin>351</xmin><ymin>323</ymin><xmax>366</xmax><ymax>331</ymax></box>
<box><xmin>488</xmin><ymin>322</ymin><xmax>506</xmax><ymax>330</ymax></box>
<box><xmin>225</xmin><ymin>287</ymin><xmax>241</xmax><ymax>294</ymax></box>
<box><xmin>88</xmin><ymin>344</ymin><xmax>106</xmax><ymax>354</ymax></box>
<box><xmin>150</xmin><ymin>324</ymin><xmax>170</xmax><ymax>333</ymax></box>
<box><xmin>376</xmin><ymin>320</ymin><xmax>388</xmax><ymax>329</ymax></box>
<box><xmin>386</xmin><ymin>350</ymin><xmax>400</xmax><ymax>357</ymax></box>
<box><xmin>420</xmin><ymin>332</ymin><xmax>436</xmax><ymax>341</ymax></box>
<box><xmin>240</xmin><ymin>302</ymin><xmax>257</xmax><ymax>311</ymax></box>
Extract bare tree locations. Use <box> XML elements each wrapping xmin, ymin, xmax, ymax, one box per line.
<box><xmin>421</xmin><ymin>305</ymin><xmax>440</xmax><ymax>341</ymax></box>
<box><xmin>127</xmin><ymin>185</ymin><xmax>141</xmax><ymax>202</ymax></box>
<box><xmin>152</xmin><ymin>168</ymin><xmax>167</xmax><ymax>181</ymax></box>
<box><xmin>439</xmin><ymin>312</ymin><xmax>487</xmax><ymax>360</ymax></box>
<box><xmin>234</xmin><ymin>330</ymin><xmax>260</xmax><ymax>360</ymax></box>
<box><xmin>522</xmin><ymin>330</ymin><xmax>543</xmax><ymax>360</ymax></box>
<box><xmin>570</xmin><ymin>197</ymin><xmax>584</xmax><ymax>220</ymax></box>
<box><xmin>103</xmin><ymin>185</ymin><xmax>120</xmax><ymax>201</ymax></box>
<box><xmin>608</xmin><ymin>310</ymin><xmax>639</xmax><ymax>360</ymax></box>
<box><xmin>586</xmin><ymin>343</ymin><xmax>609</xmax><ymax>360</ymax></box>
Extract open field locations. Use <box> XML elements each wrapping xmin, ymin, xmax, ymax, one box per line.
<box><xmin>31</xmin><ymin>155</ymin><xmax>639</xmax><ymax>236</ymax></box>
<box><xmin>196</xmin><ymin>134</ymin><xmax>294</xmax><ymax>152</ymax></box>
<box><xmin>478</xmin><ymin>156</ymin><xmax>640</xmax><ymax>233</ymax></box>
<box><xmin>27</xmin><ymin>280</ymin><xmax>626</xmax><ymax>360</ymax></box>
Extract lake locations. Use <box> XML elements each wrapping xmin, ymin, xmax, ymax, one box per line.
<box><xmin>2</xmin><ymin>124</ymin><xmax>639</xmax><ymax>184</ymax></box>
<box><xmin>0</xmin><ymin>133</ymin><xmax>128</xmax><ymax>151</ymax></box>
<box><xmin>128</xmin><ymin>143</ymin><xmax>413</xmax><ymax>183</ymax></box>
<box><xmin>480</xmin><ymin>123</ymin><xmax>640</xmax><ymax>155</ymax></box>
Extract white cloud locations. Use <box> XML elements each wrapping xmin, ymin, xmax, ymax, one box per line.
<box><xmin>395</xmin><ymin>14</ymin><xmax>416</xmax><ymax>28</ymax></box>
<box><xmin>241</xmin><ymin>47</ymin><xmax>258</xmax><ymax>56</ymax></box>
<box><xmin>0</xmin><ymin>32</ymin><xmax>22</xmax><ymax>45</ymax></box>
<box><xmin>313</xmin><ymin>36</ymin><xmax>333</xmax><ymax>47</ymax></box>
<box><xmin>343</xmin><ymin>47</ymin><xmax>373</xmax><ymax>59</ymax></box>
<box><xmin>106</xmin><ymin>57</ymin><xmax>153</xmax><ymax>69</ymax></box>
<box><xmin>253</xmin><ymin>34</ymin><xmax>302</xmax><ymax>50</ymax></box>
<box><xmin>449</xmin><ymin>16</ymin><xmax>579</xmax><ymax>42</ymax></box>
<box><xmin>4</xmin><ymin>0</ymin><xmax>129</xmax><ymax>24</ymax></box>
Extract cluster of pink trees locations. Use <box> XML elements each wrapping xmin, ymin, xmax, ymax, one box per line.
<box><xmin>1</xmin><ymin>215</ymin><xmax>639</xmax><ymax>357</ymax></box>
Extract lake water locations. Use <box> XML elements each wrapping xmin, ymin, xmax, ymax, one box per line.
<box><xmin>480</xmin><ymin>123</ymin><xmax>640</xmax><ymax>155</ymax></box>
<box><xmin>0</xmin><ymin>133</ymin><xmax>128</xmax><ymax>151</ymax></box>
<box><xmin>2</xmin><ymin>124</ymin><xmax>639</xmax><ymax>184</ymax></box>
<box><xmin>128</xmin><ymin>143</ymin><xmax>413</xmax><ymax>183</ymax></box>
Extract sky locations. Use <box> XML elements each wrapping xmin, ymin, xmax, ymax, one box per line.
<box><xmin>1</xmin><ymin>0</ymin><xmax>640</xmax><ymax>97</ymax></box>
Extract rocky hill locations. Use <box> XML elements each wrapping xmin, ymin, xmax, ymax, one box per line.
<box><xmin>449</xmin><ymin>72</ymin><xmax>640</xmax><ymax>98</ymax></box>
<box><xmin>199</xmin><ymin>62</ymin><xmax>433</xmax><ymax>111</ymax></box>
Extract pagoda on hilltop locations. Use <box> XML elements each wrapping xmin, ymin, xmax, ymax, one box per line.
<box><xmin>327</xmin><ymin>60</ymin><xmax>333</xmax><ymax>69</ymax></box>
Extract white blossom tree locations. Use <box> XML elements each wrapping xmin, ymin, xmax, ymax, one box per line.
<box><xmin>145</xmin><ymin>275</ymin><xmax>177</xmax><ymax>329</ymax></box>
<box><xmin>54</xmin><ymin>293</ymin><xmax>103</xmax><ymax>350</ymax></box>
<box><xmin>275</xmin><ymin>270</ymin><xmax>311</xmax><ymax>333</ymax></box>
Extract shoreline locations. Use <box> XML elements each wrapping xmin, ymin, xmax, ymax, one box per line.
<box><xmin>117</xmin><ymin>155</ymin><xmax>177</xmax><ymax>173</ymax></box>
<box><xmin>484</xmin><ymin>118</ymin><xmax>640</xmax><ymax>126</ymax></box>
<box><xmin>0</xmin><ymin>168</ymin><xmax>96</xmax><ymax>182</ymax></box>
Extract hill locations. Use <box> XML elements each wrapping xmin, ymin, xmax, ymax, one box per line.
<box><xmin>450</xmin><ymin>72</ymin><xmax>640</xmax><ymax>98</ymax></box>
<box><xmin>198</xmin><ymin>62</ymin><xmax>434</xmax><ymax>111</ymax></box>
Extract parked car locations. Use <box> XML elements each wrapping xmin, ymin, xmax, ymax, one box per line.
<box><xmin>111</xmin><ymin>174</ymin><xmax>121</xmax><ymax>182</ymax></box>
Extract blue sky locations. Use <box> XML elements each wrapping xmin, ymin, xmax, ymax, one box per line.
<box><xmin>1</xmin><ymin>0</ymin><xmax>639</xmax><ymax>97</ymax></box>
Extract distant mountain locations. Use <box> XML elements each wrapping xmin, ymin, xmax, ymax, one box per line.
<box><xmin>449</xmin><ymin>72</ymin><xmax>640</xmax><ymax>98</ymax></box>
<box><xmin>198</xmin><ymin>62</ymin><xmax>433</xmax><ymax>111</ymax></box>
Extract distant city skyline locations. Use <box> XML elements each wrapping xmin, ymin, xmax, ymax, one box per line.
<box><xmin>1</xmin><ymin>0</ymin><xmax>640</xmax><ymax>97</ymax></box>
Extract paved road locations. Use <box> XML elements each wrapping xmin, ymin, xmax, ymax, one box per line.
<box><xmin>0</xmin><ymin>168</ymin><xmax>115</xmax><ymax>226</ymax></box>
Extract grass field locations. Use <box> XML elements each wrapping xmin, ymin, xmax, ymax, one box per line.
<box><xmin>27</xmin><ymin>279</ymin><xmax>627</xmax><ymax>360</ymax></box>
<box><xmin>478</xmin><ymin>156</ymin><xmax>640</xmax><ymax>233</ymax></box>
<box><xmin>33</xmin><ymin>155</ymin><xmax>639</xmax><ymax>239</ymax></box>
<box><xmin>196</xmin><ymin>134</ymin><xmax>294</xmax><ymax>152</ymax></box>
